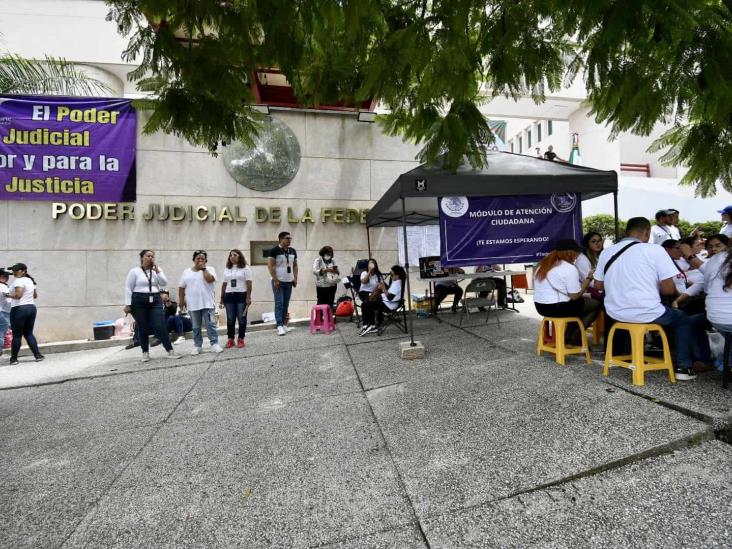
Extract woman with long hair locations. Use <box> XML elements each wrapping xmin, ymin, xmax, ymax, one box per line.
<box><xmin>358</xmin><ymin>259</ymin><xmax>383</xmax><ymax>303</ymax></box>
<box><xmin>220</xmin><ymin>249</ymin><xmax>252</xmax><ymax>348</ymax></box>
<box><xmin>705</xmin><ymin>233</ymin><xmax>729</xmax><ymax>258</ymax></box>
<box><xmin>533</xmin><ymin>240</ymin><xmax>600</xmax><ymax>342</ymax></box>
<box><xmin>5</xmin><ymin>263</ymin><xmax>43</xmax><ymax>365</ymax></box>
<box><xmin>124</xmin><ymin>250</ymin><xmax>181</xmax><ymax>362</ymax></box>
<box><xmin>576</xmin><ymin>231</ymin><xmax>604</xmax><ymax>298</ymax></box>
<box><xmin>359</xmin><ymin>264</ymin><xmax>406</xmax><ymax>336</ymax></box>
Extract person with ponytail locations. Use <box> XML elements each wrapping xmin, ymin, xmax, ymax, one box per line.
<box><xmin>5</xmin><ymin>263</ymin><xmax>43</xmax><ymax>365</ymax></box>
<box><xmin>533</xmin><ymin>240</ymin><xmax>600</xmax><ymax>342</ymax></box>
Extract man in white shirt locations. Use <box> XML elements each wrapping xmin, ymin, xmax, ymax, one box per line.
<box><xmin>667</xmin><ymin>209</ymin><xmax>682</xmax><ymax>240</ymax></box>
<box><xmin>594</xmin><ymin>217</ymin><xmax>707</xmax><ymax>380</ymax></box>
<box><xmin>649</xmin><ymin>209</ymin><xmax>674</xmax><ymax>245</ymax></box>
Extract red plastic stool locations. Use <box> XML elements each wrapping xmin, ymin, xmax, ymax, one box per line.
<box><xmin>310</xmin><ymin>305</ymin><xmax>335</xmax><ymax>334</ymax></box>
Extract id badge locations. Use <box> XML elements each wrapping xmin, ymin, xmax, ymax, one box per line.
<box><xmin>230</xmin><ymin>279</ymin><xmax>237</xmax><ymax>288</ymax></box>
<box><xmin>149</xmin><ymin>295</ymin><xmax>154</xmax><ymax>304</ymax></box>
<box><xmin>287</xmin><ymin>266</ymin><xmax>292</xmax><ymax>274</ymax></box>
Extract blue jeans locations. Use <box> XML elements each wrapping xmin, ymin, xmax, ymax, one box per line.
<box><xmin>131</xmin><ymin>293</ymin><xmax>173</xmax><ymax>353</ymax></box>
<box><xmin>9</xmin><ymin>304</ymin><xmax>41</xmax><ymax>360</ymax></box>
<box><xmin>189</xmin><ymin>308</ymin><xmax>218</xmax><ymax>348</ymax></box>
<box><xmin>166</xmin><ymin>315</ymin><xmax>192</xmax><ymax>336</ymax></box>
<box><xmin>224</xmin><ymin>292</ymin><xmax>248</xmax><ymax>339</ymax></box>
<box><xmin>272</xmin><ymin>281</ymin><xmax>293</xmax><ymax>327</ymax></box>
<box><xmin>652</xmin><ymin>307</ymin><xmax>710</xmax><ymax>369</ymax></box>
<box><xmin>0</xmin><ymin>310</ymin><xmax>9</xmax><ymax>348</ymax></box>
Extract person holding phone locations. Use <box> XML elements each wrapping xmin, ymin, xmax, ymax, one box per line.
<box><xmin>124</xmin><ymin>250</ymin><xmax>181</xmax><ymax>363</ymax></box>
<box><xmin>268</xmin><ymin>232</ymin><xmax>298</xmax><ymax>336</ymax></box>
<box><xmin>220</xmin><ymin>249</ymin><xmax>253</xmax><ymax>348</ymax></box>
<box><xmin>313</xmin><ymin>245</ymin><xmax>339</xmax><ymax>307</ymax></box>
<box><xmin>180</xmin><ymin>250</ymin><xmax>223</xmax><ymax>355</ymax></box>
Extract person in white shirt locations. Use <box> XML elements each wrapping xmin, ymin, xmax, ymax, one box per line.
<box><xmin>313</xmin><ymin>245</ymin><xmax>340</xmax><ymax>307</ymax></box>
<box><xmin>4</xmin><ymin>263</ymin><xmax>43</xmax><ymax>365</ymax></box>
<box><xmin>718</xmin><ymin>206</ymin><xmax>732</xmax><ymax>238</ymax></box>
<box><xmin>705</xmin><ymin>234</ymin><xmax>729</xmax><ymax>258</ymax></box>
<box><xmin>358</xmin><ymin>259</ymin><xmax>384</xmax><ymax>303</ymax></box>
<box><xmin>576</xmin><ymin>231</ymin><xmax>605</xmax><ymax>298</ymax></box>
<box><xmin>124</xmin><ymin>250</ymin><xmax>181</xmax><ymax>363</ymax></box>
<box><xmin>533</xmin><ymin>239</ymin><xmax>600</xmax><ymax>343</ymax></box>
<box><xmin>359</xmin><ymin>265</ymin><xmax>406</xmax><ymax>335</ymax></box>
<box><xmin>649</xmin><ymin>209</ymin><xmax>674</xmax><ymax>245</ymax></box>
<box><xmin>219</xmin><ymin>249</ymin><xmax>253</xmax><ymax>349</ymax></box>
<box><xmin>0</xmin><ymin>268</ymin><xmax>11</xmax><ymax>358</ymax></box>
<box><xmin>667</xmin><ymin>209</ymin><xmax>682</xmax><ymax>240</ymax></box>
<box><xmin>180</xmin><ymin>250</ymin><xmax>223</xmax><ymax>355</ymax></box>
<box><xmin>267</xmin><ymin>231</ymin><xmax>299</xmax><ymax>336</ymax></box>
<box><xmin>594</xmin><ymin>217</ymin><xmax>709</xmax><ymax>381</ymax></box>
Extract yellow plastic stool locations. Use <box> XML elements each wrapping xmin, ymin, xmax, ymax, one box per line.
<box><xmin>603</xmin><ymin>322</ymin><xmax>676</xmax><ymax>386</ymax></box>
<box><xmin>537</xmin><ymin>317</ymin><xmax>591</xmax><ymax>366</ymax></box>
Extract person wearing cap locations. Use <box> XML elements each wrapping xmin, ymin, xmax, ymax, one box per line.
<box><xmin>593</xmin><ymin>217</ymin><xmax>710</xmax><ymax>381</ymax></box>
<box><xmin>719</xmin><ymin>206</ymin><xmax>732</xmax><ymax>238</ymax></box>
<box><xmin>533</xmin><ymin>239</ymin><xmax>600</xmax><ymax>343</ymax></box>
<box><xmin>5</xmin><ymin>263</ymin><xmax>43</xmax><ymax>365</ymax></box>
<box><xmin>124</xmin><ymin>250</ymin><xmax>181</xmax><ymax>363</ymax></box>
<box><xmin>0</xmin><ymin>268</ymin><xmax>11</xmax><ymax>357</ymax></box>
<box><xmin>667</xmin><ymin>209</ymin><xmax>682</xmax><ymax>240</ymax></box>
<box><xmin>650</xmin><ymin>209</ymin><xmax>674</xmax><ymax>245</ymax></box>
<box><xmin>179</xmin><ymin>250</ymin><xmax>223</xmax><ymax>355</ymax></box>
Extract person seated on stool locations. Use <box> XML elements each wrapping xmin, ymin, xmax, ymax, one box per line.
<box><xmin>161</xmin><ymin>290</ymin><xmax>192</xmax><ymax>345</ymax></box>
<box><xmin>432</xmin><ymin>267</ymin><xmax>464</xmax><ymax>314</ymax></box>
<box><xmin>533</xmin><ymin>239</ymin><xmax>600</xmax><ymax>344</ymax></box>
<box><xmin>359</xmin><ymin>265</ymin><xmax>406</xmax><ymax>336</ymax></box>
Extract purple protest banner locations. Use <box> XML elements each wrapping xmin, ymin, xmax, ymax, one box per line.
<box><xmin>439</xmin><ymin>193</ymin><xmax>582</xmax><ymax>267</ymax></box>
<box><xmin>0</xmin><ymin>95</ymin><xmax>136</xmax><ymax>202</ymax></box>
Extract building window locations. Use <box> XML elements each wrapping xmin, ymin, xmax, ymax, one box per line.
<box><xmin>518</xmin><ymin>136</ymin><xmax>523</xmax><ymax>153</ymax></box>
<box><xmin>537</xmin><ymin>122</ymin><xmax>542</xmax><ymax>143</ymax></box>
<box><xmin>527</xmin><ymin>129</ymin><xmax>532</xmax><ymax>148</ymax></box>
<box><xmin>547</xmin><ymin>120</ymin><xmax>553</xmax><ymax>136</ymax></box>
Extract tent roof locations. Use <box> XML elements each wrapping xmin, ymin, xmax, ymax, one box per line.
<box><xmin>366</xmin><ymin>151</ymin><xmax>618</xmax><ymax>227</ymax></box>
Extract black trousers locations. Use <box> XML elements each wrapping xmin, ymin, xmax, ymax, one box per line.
<box><xmin>433</xmin><ymin>284</ymin><xmax>463</xmax><ymax>311</ymax></box>
<box><xmin>316</xmin><ymin>285</ymin><xmax>338</xmax><ymax>307</ymax></box>
<box><xmin>131</xmin><ymin>293</ymin><xmax>173</xmax><ymax>353</ymax></box>
<box><xmin>10</xmin><ymin>304</ymin><xmax>41</xmax><ymax>360</ymax></box>
<box><xmin>362</xmin><ymin>300</ymin><xmax>393</xmax><ymax>326</ymax></box>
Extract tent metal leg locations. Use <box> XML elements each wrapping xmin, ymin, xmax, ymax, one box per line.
<box><xmin>366</xmin><ymin>226</ymin><xmax>372</xmax><ymax>259</ymax></box>
<box><xmin>613</xmin><ymin>191</ymin><xmax>620</xmax><ymax>241</ymax></box>
<box><xmin>401</xmin><ymin>197</ymin><xmax>416</xmax><ymax>347</ymax></box>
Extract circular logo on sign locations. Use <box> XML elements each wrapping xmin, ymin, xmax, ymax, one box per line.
<box><xmin>440</xmin><ymin>196</ymin><xmax>469</xmax><ymax>218</ymax></box>
<box><xmin>550</xmin><ymin>192</ymin><xmax>577</xmax><ymax>213</ymax></box>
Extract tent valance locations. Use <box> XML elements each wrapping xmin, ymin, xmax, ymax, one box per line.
<box><xmin>366</xmin><ymin>152</ymin><xmax>618</xmax><ymax>228</ymax></box>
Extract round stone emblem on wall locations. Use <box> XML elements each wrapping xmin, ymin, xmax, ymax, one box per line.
<box><xmin>222</xmin><ymin>117</ymin><xmax>301</xmax><ymax>191</ymax></box>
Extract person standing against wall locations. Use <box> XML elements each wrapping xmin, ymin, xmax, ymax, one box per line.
<box><xmin>124</xmin><ymin>250</ymin><xmax>181</xmax><ymax>363</ymax></box>
<box><xmin>5</xmin><ymin>263</ymin><xmax>43</xmax><ymax>365</ymax></box>
<box><xmin>0</xmin><ymin>269</ymin><xmax>12</xmax><ymax>357</ymax></box>
<box><xmin>180</xmin><ymin>250</ymin><xmax>223</xmax><ymax>355</ymax></box>
<box><xmin>313</xmin><ymin>246</ymin><xmax>339</xmax><ymax>308</ymax></box>
<box><xmin>268</xmin><ymin>232</ymin><xmax>298</xmax><ymax>336</ymax></box>
<box><xmin>220</xmin><ymin>249</ymin><xmax>252</xmax><ymax>348</ymax></box>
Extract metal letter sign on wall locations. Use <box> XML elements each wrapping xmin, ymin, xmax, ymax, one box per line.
<box><xmin>438</xmin><ymin>193</ymin><xmax>582</xmax><ymax>267</ymax></box>
<box><xmin>222</xmin><ymin>117</ymin><xmax>301</xmax><ymax>192</ymax></box>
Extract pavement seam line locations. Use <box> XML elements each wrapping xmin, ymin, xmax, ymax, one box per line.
<box><xmin>56</xmin><ymin>357</ymin><xmax>218</xmax><ymax>549</ymax></box>
<box><xmin>336</xmin><ymin>328</ymin><xmax>433</xmax><ymax>549</ymax></box>
<box><xmin>305</xmin><ymin>521</ymin><xmax>423</xmax><ymax>549</ymax></box>
<box><xmin>421</xmin><ymin>429</ymin><xmax>716</xmax><ymax>522</ymax></box>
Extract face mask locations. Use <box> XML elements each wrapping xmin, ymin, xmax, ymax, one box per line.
<box><xmin>368</xmin><ymin>263</ymin><xmax>375</xmax><ymax>269</ymax></box>
<box><xmin>324</xmin><ymin>255</ymin><xmax>332</xmax><ymax>261</ymax></box>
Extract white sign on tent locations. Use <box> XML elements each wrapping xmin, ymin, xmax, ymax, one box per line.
<box><xmin>397</xmin><ymin>225</ymin><xmax>441</xmax><ymax>267</ymax></box>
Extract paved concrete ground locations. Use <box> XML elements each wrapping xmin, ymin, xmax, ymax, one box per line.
<box><xmin>1</xmin><ymin>308</ymin><xmax>731</xmax><ymax>548</ymax></box>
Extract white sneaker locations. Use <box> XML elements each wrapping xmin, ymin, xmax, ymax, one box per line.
<box><xmin>166</xmin><ymin>351</ymin><xmax>182</xmax><ymax>360</ymax></box>
<box><xmin>211</xmin><ymin>343</ymin><xmax>224</xmax><ymax>353</ymax></box>
<box><xmin>277</xmin><ymin>325</ymin><xmax>286</xmax><ymax>336</ymax></box>
<box><xmin>141</xmin><ymin>352</ymin><xmax>150</xmax><ymax>363</ymax></box>
<box><xmin>174</xmin><ymin>336</ymin><xmax>185</xmax><ymax>345</ymax></box>
<box><xmin>358</xmin><ymin>325</ymin><xmax>373</xmax><ymax>336</ymax></box>
<box><xmin>191</xmin><ymin>347</ymin><xmax>202</xmax><ymax>356</ymax></box>
<box><xmin>362</xmin><ymin>325</ymin><xmax>379</xmax><ymax>336</ymax></box>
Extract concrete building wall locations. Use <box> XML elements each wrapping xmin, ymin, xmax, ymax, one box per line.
<box><xmin>3</xmin><ymin>111</ymin><xmax>420</xmax><ymax>342</ymax></box>
<box><xmin>568</xmin><ymin>107</ymin><xmax>620</xmax><ymax>172</ymax></box>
